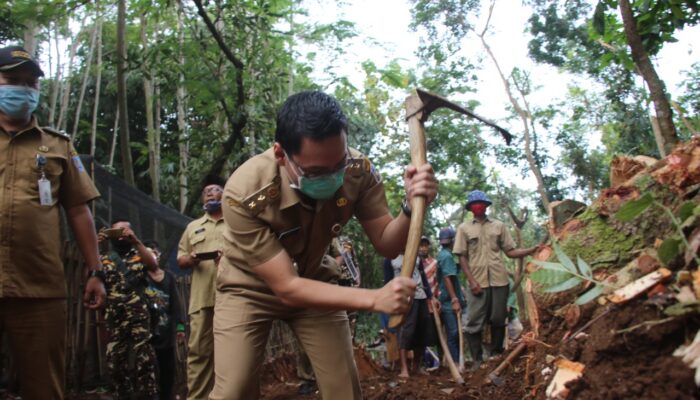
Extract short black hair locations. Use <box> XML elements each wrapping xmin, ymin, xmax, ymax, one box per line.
<box><xmin>275</xmin><ymin>91</ymin><xmax>347</xmax><ymax>155</ymax></box>
<box><xmin>202</xmin><ymin>174</ymin><xmax>226</xmax><ymax>189</ymax></box>
<box><xmin>111</xmin><ymin>218</ymin><xmax>130</xmax><ymax>226</ymax></box>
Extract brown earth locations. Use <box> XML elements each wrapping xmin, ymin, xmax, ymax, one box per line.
<box><xmin>260</xmin><ymin>298</ymin><xmax>699</xmax><ymax>400</ymax></box>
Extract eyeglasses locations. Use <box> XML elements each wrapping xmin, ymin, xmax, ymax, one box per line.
<box><xmin>285</xmin><ymin>149</ymin><xmax>351</xmax><ymax>179</ymax></box>
<box><xmin>203</xmin><ymin>186</ymin><xmax>223</xmax><ymax>195</ymax></box>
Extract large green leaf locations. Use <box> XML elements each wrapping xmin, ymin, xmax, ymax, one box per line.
<box><xmin>553</xmin><ymin>243</ymin><xmax>577</xmax><ymax>274</ymax></box>
<box><xmin>543</xmin><ymin>276</ymin><xmax>582</xmax><ymax>293</ymax></box>
<box><xmin>530</xmin><ymin>268</ymin><xmax>573</xmax><ymax>286</ymax></box>
<box><xmin>615</xmin><ymin>193</ymin><xmax>654</xmax><ymax>222</ymax></box>
<box><xmin>577</xmin><ymin>256</ymin><xmax>592</xmax><ymax>279</ymax></box>
<box><xmin>575</xmin><ymin>285</ymin><xmax>604</xmax><ymax>305</ymax></box>
<box><xmin>531</xmin><ymin>260</ymin><xmax>572</xmax><ymax>273</ymax></box>
<box><xmin>658</xmin><ymin>237</ymin><xmax>683</xmax><ymax>265</ymax></box>
<box><xmin>678</xmin><ymin>201</ymin><xmax>696</xmax><ymax>223</ymax></box>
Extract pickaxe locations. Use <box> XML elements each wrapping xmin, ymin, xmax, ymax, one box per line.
<box><xmin>387</xmin><ymin>88</ymin><xmax>513</xmax><ymax>383</ymax></box>
<box><xmin>389</xmin><ymin>88</ymin><xmax>513</xmax><ymax>329</ymax></box>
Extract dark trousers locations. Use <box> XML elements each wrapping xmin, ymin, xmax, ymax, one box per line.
<box><xmin>155</xmin><ymin>346</ymin><xmax>176</xmax><ymax>400</ymax></box>
<box><xmin>0</xmin><ymin>298</ymin><xmax>66</xmax><ymax>400</ymax></box>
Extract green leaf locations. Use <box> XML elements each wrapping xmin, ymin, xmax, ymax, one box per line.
<box><xmin>658</xmin><ymin>237</ymin><xmax>683</xmax><ymax>265</ymax></box>
<box><xmin>530</xmin><ymin>268</ymin><xmax>573</xmax><ymax>286</ymax></box>
<box><xmin>616</xmin><ymin>193</ymin><xmax>654</xmax><ymax>222</ymax></box>
<box><xmin>554</xmin><ymin>243</ymin><xmax>577</xmax><ymax>274</ymax></box>
<box><xmin>577</xmin><ymin>256</ymin><xmax>592</xmax><ymax>279</ymax></box>
<box><xmin>575</xmin><ymin>285</ymin><xmax>604</xmax><ymax>305</ymax></box>
<box><xmin>531</xmin><ymin>260</ymin><xmax>572</xmax><ymax>273</ymax></box>
<box><xmin>664</xmin><ymin>301</ymin><xmax>700</xmax><ymax>317</ymax></box>
<box><xmin>543</xmin><ymin>276</ymin><xmax>583</xmax><ymax>293</ymax></box>
<box><xmin>593</xmin><ymin>1</ymin><xmax>607</xmax><ymax>36</ymax></box>
<box><xmin>678</xmin><ymin>201</ymin><xmax>696</xmax><ymax>222</ymax></box>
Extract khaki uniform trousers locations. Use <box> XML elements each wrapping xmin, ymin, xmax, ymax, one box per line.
<box><xmin>209</xmin><ymin>289</ymin><xmax>361</xmax><ymax>400</ymax></box>
<box><xmin>187</xmin><ymin>307</ymin><xmax>215</xmax><ymax>400</ymax></box>
<box><xmin>0</xmin><ymin>298</ymin><xmax>66</xmax><ymax>400</ymax></box>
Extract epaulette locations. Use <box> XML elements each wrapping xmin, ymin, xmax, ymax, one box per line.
<box><xmin>41</xmin><ymin>126</ymin><xmax>70</xmax><ymax>140</ymax></box>
<box><xmin>346</xmin><ymin>157</ymin><xmax>370</xmax><ymax>177</ymax></box>
<box><xmin>231</xmin><ymin>175</ymin><xmax>281</xmax><ymax>216</ymax></box>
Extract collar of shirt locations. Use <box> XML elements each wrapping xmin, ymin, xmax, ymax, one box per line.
<box><xmin>201</xmin><ymin>213</ymin><xmax>223</xmax><ymax>225</ymax></box>
<box><xmin>0</xmin><ymin>115</ymin><xmax>39</xmax><ymax>138</ymax></box>
<box><xmin>471</xmin><ymin>216</ymin><xmax>492</xmax><ymax>224</ymax></box>
<box><xmin>279</xmin><ymin>164</ymin><xmax>302</xmax><ymax>210</ymax></box>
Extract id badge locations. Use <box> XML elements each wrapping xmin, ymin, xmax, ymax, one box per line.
<box><xmin>38</xmin><ymin>177</ymin><xmax>53</xmax><ymax>206</ymax></box>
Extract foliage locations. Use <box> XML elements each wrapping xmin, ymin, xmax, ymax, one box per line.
<box><xmin>615</xmin><ymin>192</ymin><xmax>700</xmax><ymax>265</ymax></box>
<box><xmin>531</xmin><ymin>243</ymin><xmax>608</xmax><ymax>304</ymax></box>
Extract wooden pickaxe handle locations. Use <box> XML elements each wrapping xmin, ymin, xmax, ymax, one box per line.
<box><xmin>388</xmin><ymin>92</ymin><xmax>428</xmax><ymax>329</ymax></box>
<box><xmin>457</xmin><ymin>311</ymin><xmax>465</xmax><ymax>369</ymax></box>
<box><xmin>433</xmin><ymin>308</ymin><xmax>464</xmax><ymax>384</ymax></box>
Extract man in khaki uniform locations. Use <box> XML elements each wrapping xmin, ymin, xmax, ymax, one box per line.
<box><xmin>211</xmin><ymin>91</ymin><xmax>438</xmax><ymax>400</ymax></box>
<box><xmin>178</xmin><ymin>175</ymin><xmax>226</xmax><ymax>399</ymax></box>
<box><xmin>0</xmin><ymin>45</ymin><xmax>105</xmax><ymax>399</ymax></box>
<box><xmin>453</xmin><ymin>190</ymin><xmax>538</xmax><ymax>369</ymax></box>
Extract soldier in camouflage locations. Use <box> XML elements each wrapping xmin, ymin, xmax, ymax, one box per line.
<box><xmin>99</xmin><ymin>219</ymin><xmax>160</xmax><ymax>399</ymax></box>
<box><xmin>332</xmin><ymin>237</ymin><xmax>361</xmax><ymax>339</ymax></box>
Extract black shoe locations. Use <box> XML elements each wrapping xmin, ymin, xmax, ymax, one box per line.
<box><xmin>298</xmin><ymin>380</ymin><xmax>318</xmax><ymax>395</ymax></box>
<box><xmin>466</xmin><ymin>332</ymin><xmax>483</xmax><ymax>364</ymax></box>
<box><xmin>491</xmin><ymin>326</ymin><xmax>506</xmax><ymax>355</ymax></box>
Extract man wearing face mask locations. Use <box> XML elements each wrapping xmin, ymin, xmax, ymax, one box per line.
<box><xmin>453</xmin><ymin>190</ymin><xmax>539</xmax><ymax>369</ymax></box>
<box><xmin>0</xmin><ymin>45</ymin><xmax>105</xmax><ymax>399</ymax></box>
<box><xmin>99</xmin><ymin>219</ymin><xmax>159</xmax><ymax>398</ymax></box>
<box><xmin>211</xmin><ymin>91</ymin><xmax>438</xmax><ymax>400</ymax></box>
<box><xmin>177</xmin><ymin>175</ymin><xmax>226</xmax><ymax>400</ymax></box>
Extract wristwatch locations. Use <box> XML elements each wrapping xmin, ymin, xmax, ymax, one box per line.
<box><xmin>401</xmin><ymin>197</ymin><xmax>412</xmax><ymax>218</ymax></box>
<box><xmin>88</xmin><ymin>269</ymin><xmax>106</xmax><ymax>283</ymax></box>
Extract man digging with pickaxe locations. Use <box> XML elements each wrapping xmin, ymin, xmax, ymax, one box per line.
<box><xmin>388</xmin><ymin>88</ymin><xmax>513</xmax><ymax>385</ymax></box>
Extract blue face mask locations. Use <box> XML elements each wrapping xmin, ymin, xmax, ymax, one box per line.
<box><xmin>296</xmin><ymin>170</ymin><xmax>345</xmax><ymax>200</ymax></box>
<box><xmin>204</xmin><ymin>200</ymin><xmax>222</xmax><ymax>213</ymax></box>
<box><xmin>0</xmin><ymin>85</ymin><xmax>40</xmax><ymax>120</ymax></box>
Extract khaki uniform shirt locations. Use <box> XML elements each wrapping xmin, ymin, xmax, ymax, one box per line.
<box><xmin>177</xmin><ymin>214</ymin><xmax>226</xmax><ymax>314</ymax></box>
<box><xmin>453</xmin><ymin>217</ymin><xmax>515</xmax><ymax>288</ymax></box>
<box><xmin>217</xmin><ymin>147</ymin><xmax>388</xmax><ymax>293</ymax></box>
<box><xmin>0</xmin><ymin>117</ymin><xmax>99</xmax><ymax>298</ymax></box>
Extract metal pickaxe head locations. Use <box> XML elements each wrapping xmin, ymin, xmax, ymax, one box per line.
<box><xmin>408</xmin><ymin>88</ymin><xmax>514</xmax><ymax>145</ymax></box>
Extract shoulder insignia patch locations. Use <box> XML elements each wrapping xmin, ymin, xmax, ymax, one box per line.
<box><xmin>239</xmin><ymin>175</ymin><xmax>281</xmax><ymax>216</ymax></box>
<box><xmin>41</xmin><ymin>126</ymin><xmax>70</xmax><ymax>140</ymax></box>
<box><xmin>347</xmin><ymin>158</ymin><xmax>370</xmax><ymax>177</ymax></box>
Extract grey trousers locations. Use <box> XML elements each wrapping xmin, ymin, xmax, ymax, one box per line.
<box><xmin>464</xmin><ymin>285</ymin><xmax>509</xmax><ymax>334</ymax></box>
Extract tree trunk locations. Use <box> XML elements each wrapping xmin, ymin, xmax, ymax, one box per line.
<box><xmin>109</xmin><ymin>108</ymin><xmax>118</xmax><ymax>168</ymax></box>
<box><xmin>176</xmin><ymin>0</ymin><xmax>189</xmax><ymax>213</ymax></box>
<box><xmin>116</xmin><ymin>0</ymin><xmax>135</xmax><ymax>186</ymax></box>
<box><xmin>618</xmin><ymin>0</ymin><xmax>678</xmax><ymax>156</ymax></box>
<box><xmin>90</xmin><ymin>4</ymin><xmax>103</xmax><ymax>158</ymax></box>
<box><xmin>140</xmin><ymin>15</ymin><xmax>160</xmax><ymax>201</ymax></box>
<box><xmin>49</xmin><ymin>23</ymin><xmax>62</xmax><ymax>126</ymax></box>
<box><xmin>478</xmin><ymin>2</ymin><xmax>551</xmax><ymax>211</ymax></box>
<box><xmin>57</xmin><ymin>16</ymin><xmax>87</xmax><ymax>132</ymax></box>
<box><xmin>22</xmin><ymin>20</ymin><xmax>39</xmax><ymax>56</ymax></box>
<box><xmin>72</xmin><ymin>22</ymin><xmax>98</xmax><ymax>141</ymax></box>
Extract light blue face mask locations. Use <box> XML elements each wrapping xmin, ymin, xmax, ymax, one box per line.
<box><xmin>296</xmin><ymin>170</ymin><xmax>345</xmax><ymax>200</ymax></box>
<box><xmin>0</xmin><ymin>85</ymin><xmax>39</xmax><ymax>120</ymax></box>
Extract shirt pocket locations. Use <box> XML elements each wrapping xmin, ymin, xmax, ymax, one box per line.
<box><xmin>467</xmin><ymin>235</ymin><xmax>479</xmax><ymax>255</ymax></box>
<box><xmin>189</xmin><ymin>233</ymin><xmax>207</xmax><ymax>252</ymax></box>
<box><xmin>487</xmin><ymin>230</ymin><xmax>501</xmax><ymax>251</ymax></box>
<box><xmin>24</xmin><ymin>153</ymin><xmax>65</xmax><ymax>200</ymax></box>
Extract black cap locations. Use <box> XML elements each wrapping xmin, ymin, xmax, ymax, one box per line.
<box><xmin>0</xmin><ymin>46</ymin><xmax>44</xmax><ymax>77</ymax></box>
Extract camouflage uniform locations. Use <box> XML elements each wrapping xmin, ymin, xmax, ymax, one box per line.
<box><xmin>332</xmin><ymin>238</ymin><xmax>360</xmax><ymax>339</ymax></box>
<box><xmin>102</xmin><ymin>250</ymin><xmax>159</xmax><ymax>399</ymax></box>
